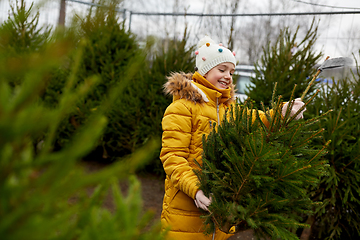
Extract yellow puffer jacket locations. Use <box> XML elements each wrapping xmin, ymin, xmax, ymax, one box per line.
<box><xmin>160</xmin><ymin>72</ymin><xmax>272</xmax><ymax>240</ymax></box>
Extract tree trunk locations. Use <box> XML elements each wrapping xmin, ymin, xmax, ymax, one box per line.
<box><xmin>300</xmin><ymin>215</ymin><xmax>315</xmax><ymax>240</ymax></box>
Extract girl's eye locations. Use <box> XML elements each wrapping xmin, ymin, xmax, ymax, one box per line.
<box><xmin>219</xmin><ymin>69</ymin><xmax>224</xmax><ymax>72</ymax></box>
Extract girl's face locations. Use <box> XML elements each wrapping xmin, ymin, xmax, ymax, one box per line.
<box><xmin>204</xmin><ymin>62</ymin><xmax>235</xmax><ymax>89</ymax></box>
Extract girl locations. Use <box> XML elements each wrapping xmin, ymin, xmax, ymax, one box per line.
<box><xmin>160</xmin><ymin>36</ymin><xmax>305</xmax><ymax>240</ymax></box>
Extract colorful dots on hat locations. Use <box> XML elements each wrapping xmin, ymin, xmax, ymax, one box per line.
<box><xmin>195</xmin><ymin>36</ymin><xmax>237</xmax><ymax>76</ymax></box>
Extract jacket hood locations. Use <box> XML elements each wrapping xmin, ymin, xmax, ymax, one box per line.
<box><xmin>163</xmin><ymin>72</ymin><xmax>236</xmax><ymax>105</ymax></box>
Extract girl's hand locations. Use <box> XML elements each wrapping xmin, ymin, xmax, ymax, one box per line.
<box><xmin>282</xmin><ymin>98</ymin><xmax>306</xmax><ymax>120</ymax></box>
<box><xmin>194</xmin><ymin>190</ymin><xmax>211</xmax><ymax>211</ymax></box>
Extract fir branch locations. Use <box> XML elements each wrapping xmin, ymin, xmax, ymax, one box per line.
<box><xmin>288</xmin><ymin>124</ymin><xmax>302</xmax><ymax>147</ymax></box>
<box><xmin>307</xmin><ymin>140</ymin><xmax>331</xmax><ymax>164</ymax></box>
<box><xmin>276</xmin><ymin>165</ymin><xmax>313</xmax><ymax>182</ymax></box>
<box><xmin>340</xmin><ymin>154</ymin><xmax>360</xmax><ymax>173</ymax></box>
<box><xmin>272</xmin><ymin>95</ymin><xmax>284</xmax><ymax>131</ymax></box>
<box><xmin>285</xmin><ymin>84</ymin><xmax>298</xmax><ymax>119</ymax></box>
<box><xmin>260</xmin><ymin>101</ymin><xmax>272</xmax><ymax>133</ymax></box>
<box><xmin>234</xmin><ymin>157</ymin><xmax>257</xmax><ymax>200</ymax></box>
<box><xmin>229</xmin><ymin>153</ymin><xmax>247</xmax><ymax>188</ymax></box>
<box><xmin>284</xmin><ymin>108</ymin><xmax>330</xmax><ymax>137</ymax></box>
<box><xmin>277</xmin><ymin>150</ymin><xmax>292</xmax><ymax>178</ymax></box>
<box><xmin>202</xmin><ymin>159</ymin><xmax>229</xmax><ymax>189</ymax></box>
<box><xmin>291</xmin><ymin>128</ymin><xmax>324</xmax><ymax>149</ymax></box>
<box><xmin>331</xmin><ymin>107</ymin><xmax>345</xmax><ymax>135</ymax></box>
<box><xmin>271</xmin><ymin>82</ymin><xmax>278</xmax><ymax>110</ymax></box>
<box><xmin>301</xmin><ymin>56</ymin><xmax>330</xmax><ymax>101</ymax></box>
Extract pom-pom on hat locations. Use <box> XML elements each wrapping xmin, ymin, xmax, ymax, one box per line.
<box><xmin>195</xmin><ymin>36</ymin><xmax>236</xmax><ymax>76</ymax></box>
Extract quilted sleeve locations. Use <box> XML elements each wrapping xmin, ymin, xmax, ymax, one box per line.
<box><xmin>230</xmin><ymin>102</ymin><xmax>283</xmax><ymax>128</ymax></box>
<box><xmin>160</xmin><ymin>100</ymin><xmax>199</xmax><ymax>199</ymax></box>
<box><xmin>246</xmin><ymin>107</ymin><xmax>283</xmax><ymax>128</ymax></box>
<box><xmin>249</xmin><ymin>109</ymin><xmax>271</xmax><ymax>128</ymax></box>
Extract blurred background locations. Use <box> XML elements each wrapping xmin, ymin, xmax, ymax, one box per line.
<box><xmin>1</xmin><ymin>0</ymin><xmax>360</xmax><ymax>64</ymax></box>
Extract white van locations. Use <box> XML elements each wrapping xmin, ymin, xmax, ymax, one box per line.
<box><xmin>234</xmin><ymin>65</ymin><xmax>256</xmax><ymax>102</ymax></box>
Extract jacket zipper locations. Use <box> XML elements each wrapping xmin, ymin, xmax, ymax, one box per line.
<box><xmin>216</xmin><ymin>97</ymin><xmax>220</xmax><ymax>126</ymax></box>
<box><xmin>209</xmin><ymin>98</ymin><xmax>221</xmax><ymax>129</ymax></box>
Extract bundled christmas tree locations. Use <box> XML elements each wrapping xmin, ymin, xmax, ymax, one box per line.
<box><xmin>196</xmin><ymin>86</ymin><xmax>330</xmax><ymax>239</ymax></box>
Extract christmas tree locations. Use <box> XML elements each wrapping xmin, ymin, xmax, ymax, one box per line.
<box><xmin>246</xmin><ymin>20</ymin><xmax>322</xmax><ymax>108</ymax></box>
<box><xmin>43</xmin><ymin>0</ymin><xmax>143</xmax><ymax>158</ymax></box>
<box><xmin>0</xmin><ymin>1</ymin><xmax>166</xmax><ymax>239</ymax></box>
<box><xmin>0</xmin><ymin>0</ymin><xmax>51</xmax><ymax>55</ymax></box>
<box><xmin>304</xmin><ymin>53</ymin><xmax>360</xmax><ymax>239</ymax></box>
<box><xmin>0</xmin><ymin>0</ymin><xmax>51</xmax><ymax>87</ymax></box>
<box><xmin>196</xmin><ymin>86</ymin><xmax>330</xmax><ymax>239</ymax></box>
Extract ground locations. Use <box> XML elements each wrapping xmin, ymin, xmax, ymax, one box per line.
<box><xmin>85</xmin><ymin>162</ymin><xmax>255</xmax><ymax>239</ymax></box>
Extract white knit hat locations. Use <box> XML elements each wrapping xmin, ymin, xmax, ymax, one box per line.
<box><xmin>195</xmin><ymin>36</ymin><xmax>237</xmax><ymax>76</ymax></box>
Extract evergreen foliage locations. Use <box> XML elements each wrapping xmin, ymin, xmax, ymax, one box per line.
<box><xmin>0</xmin><ymin>0</ymin><xmax>51</xmax><ymax>87</ymax></box>
<box><xmin>305</xmin><ymin>53</ymin><xmax>360</xmax><ymax>239</ymax></box>
<box><xmin>42</xmin><ymin>1</ymin><xmax>196</xmax><ymax>173</ymax></box>
<box><xmin>43</xmin><ymin>0</ymin><xmax>142</xmax><ymax>155</ymax></box>
<box><xmin>242</xmin><ymin>16</ymin><xmax>360</xmax><ymax>239</ymax></box>
<box><xmin>125</xmin><ymin>34</ymin><xmax>196</xmax><ymax>173</ymax></box>
<box><xmin>247</xmin><ymin>20</ymin><xmax>322</xmax><ymax>107</ymax></box>
<box><xmin>0</xmin><ymin>2</ymin><xmax>165</xmax><ymax>239</ymax></box>
<box><xmin>196</xmin><ymin>88</ymin><xmax>329</xmax><ymax>239</ymax></box>
<box><xmin>101</xmin><ymin>33</ymin><xmax>196</xmax><ymax>166</ymax></box>
<box><xmin>0</xmin><ymin>0</ymin><xmax>51</xmax><ymax>55</ymax></box>
<box><xmin>4</xmin><ymin>0</ymin><xmax>196</xmax><ymax>175</ymax></box>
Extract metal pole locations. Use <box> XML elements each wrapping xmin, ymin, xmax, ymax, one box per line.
<box><xmin>58</xmin><ymin>0</ymin><xmax>66</xmax><ymax>26</ymax></box>
<box><xmin>129</xmin><ymin>11</ymin><xmax>132</xmax><ymax>32</ymax></box>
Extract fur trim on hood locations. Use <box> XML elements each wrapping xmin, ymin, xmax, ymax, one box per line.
<box><xmin>163</xmin><ymin>72</ymin><xmax>236</xmax><ymax>105</ymax></box>
<box><xmin>164</xmin><ymin>72</ymin><xmax>206</xmax><ymax>103</ymax></box>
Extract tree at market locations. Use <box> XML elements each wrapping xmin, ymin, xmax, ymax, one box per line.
<box><xmin>304</xmin><ymin>52</ymin><xmax>360</xmax><ymax>239</ymax></box>
<box><xmin>0</xmin><ymin>1</ymin><xmax>166</xmax><ymax>239</ymax></box>
<box><xmin>237</xmin><ymin>12</ymin><xmax>360</xmax><ymax>239</ymax></box>
<box><xmin>0</xmin><ymin>0</ymin><xmax>51</xmax><ymax>87</ymax></box>
<box><xmin>246</xmin><ymin>19</ymin><xmax>322</xmax><ymax>108</ymax></box>
<box><xmin>196</xmin><ymin>86</ymin><xmax>330</xmax><ymax>239</ymax></box>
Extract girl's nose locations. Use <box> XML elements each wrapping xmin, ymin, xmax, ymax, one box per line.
<box><xmin>224</xmin><ymin>72</ymin><xmax>231</xmax><ymax>79</ymax></box>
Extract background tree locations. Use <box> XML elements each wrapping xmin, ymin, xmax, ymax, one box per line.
<box><xmin>113</xmin><ymin>32</ymin><xmax>196</xmax><ymax>174</ymax></box>
<box><xmin>0</xmin><ymin>0</ymin><xmax>51</xmax><ymax>54</ymax></box>
<box><xmin>246</xmin><ymin>20</ymin><xmax>323</xmax><ymax>108</ymax></box>
<box><xmin>0</xmin><ymin>0</ymin><xmax>51</xmax><ymax>87</ymax></box>
<box><xmin>303</xmin><ymin>53</ymin><xmax>360</xmax><ymax>240</ymax></box>
<box><xmin>242</xmin><ymin>13</ymin><xmax>360</xmax><ymax>239</ymax></box>
<box><xmin>43</xmin><ymin>0</ymin><xmax>143</xmax><ymax>158</ymax></box>
<box><xmin>42</xmin><ymin>0</ymin><xmax>196</xmax><ymax>175</ymax></box>
<box><xmin>0</xmin><ymin>3</ymin><xmax>165</xmax><ymax>239</ymax></box>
